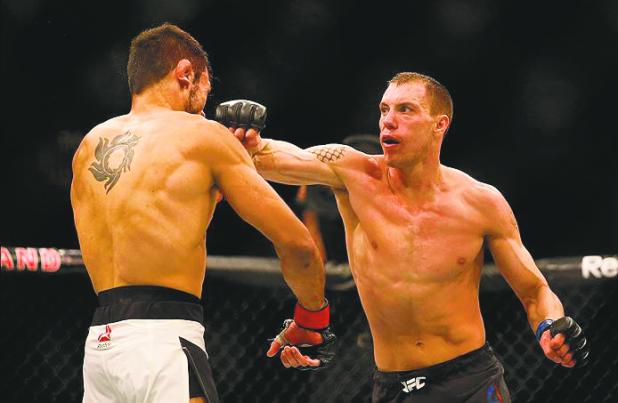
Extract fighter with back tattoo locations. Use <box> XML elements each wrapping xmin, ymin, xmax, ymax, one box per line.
<box><xmin>71</xmin><ymin>23</ymin><xmax>335</xmax><ymax>403</ymax></box>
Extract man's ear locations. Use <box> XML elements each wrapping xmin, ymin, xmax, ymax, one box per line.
<box><xmin>175</xmin><ymin>59</ymin><xmax>194</xmax><ymax>88</ymax></box>
<box><xmin>434</xmin><ymin>115</ymin><xmax>450</xmax><ymax>137</ymax></box>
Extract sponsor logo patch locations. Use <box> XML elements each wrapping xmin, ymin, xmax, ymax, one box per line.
<box><xmin>96</xmin><ymin>324</ymin><xmax>112</xmax><ymax>350</ymax></box>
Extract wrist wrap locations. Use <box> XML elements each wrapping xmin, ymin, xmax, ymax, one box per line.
<box><xmin>294</xmin><ymin>300</ymin><xmax>329</xmax><ymax>330</ymax></box>
<box><xmin>535</xmin><ymin>319</ymin><xmax>554</xmax><ymax>341</ymax></box>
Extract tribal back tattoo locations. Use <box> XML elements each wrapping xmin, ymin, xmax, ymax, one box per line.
<box><xmin>89</xmin><ymin>131</ymin><xmax>141</xmax><ymax>193</ymax></box>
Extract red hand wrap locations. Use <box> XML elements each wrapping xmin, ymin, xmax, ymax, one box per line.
<box><xmin>294</xmin><ymin>300</ymin><xmax>330</xmax><ymax>330</ymax></box>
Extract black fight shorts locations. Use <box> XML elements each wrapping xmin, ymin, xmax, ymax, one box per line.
<box><xmin>372</xmin><ymin>343</ymin><xmax>511</xmax><ymax>403</ymax></box>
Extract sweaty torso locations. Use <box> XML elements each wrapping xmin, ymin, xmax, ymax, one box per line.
<box><xmin>71</xmin><ymin>110</ymin><xmax>220</xmax><ymax>298</ymax></box>
<box><xmin>334</xmin><ymin>157</ymin><xmax>489</xmax><ymax>371</ymax></box>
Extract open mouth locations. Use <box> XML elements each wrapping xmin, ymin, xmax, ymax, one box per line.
<box><xmin>381</xmin><ymin>135</ymin><xmax>401</xmax><ymax>146</ymax></box>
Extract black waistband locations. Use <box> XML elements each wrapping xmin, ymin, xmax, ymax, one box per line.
<box><xmin>92</xmin><ymin>286</ymin><xmax>204</xmax><ymax>326</ymax></box>
<box><xmin>97</xmin><ymin>285</ymin><xmax>201</xmax><ymax>305</ymax></box>
<box><xmin>374</xmin><ymin>343</ymin><xmax>495</xmax><ymax>382</ymax></box>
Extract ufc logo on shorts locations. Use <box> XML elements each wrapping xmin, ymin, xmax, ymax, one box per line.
<box><xmin>401</xmin><ymin>376</ymin><xmax>426</xmax><ymax>393</ymax></box>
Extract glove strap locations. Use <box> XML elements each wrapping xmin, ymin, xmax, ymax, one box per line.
<box><xmin>535</xmin><ymin>319</ymin><xmax>554</xmax><ymax>341</ymax></box>
<box><xmin>294</xmin><ymin>299</ymin><xmax>329</xmax><ymax>330</ymax></box>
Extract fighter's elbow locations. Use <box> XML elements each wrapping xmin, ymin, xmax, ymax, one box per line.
<box><xmin>274</xmin><ymin>231</ymin><xmax>318</xmax><ymax>265</ymax></box>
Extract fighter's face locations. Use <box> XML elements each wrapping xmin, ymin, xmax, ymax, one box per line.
<box><xmin>186</xmin><ymin>71</ymin><xmax>211</xmax><ymax>115</ymax></box>
<box><xmin>379</xmin><ymin>81</ymin><xmax>437</xmax><ymax>168</ymax></box>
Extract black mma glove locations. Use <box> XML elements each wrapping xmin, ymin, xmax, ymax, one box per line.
<box><xmin>214</xmin><ymin>99</ymin><xmax>267</xmax><ymax>130</ymax></box>
<box><xmin>536</xmin><ymin>316</ymin><xmax>589</xmax><ymax>368</ymax></box>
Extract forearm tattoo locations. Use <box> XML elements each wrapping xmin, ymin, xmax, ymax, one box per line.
<box><xmin>308</xmin><ymin>146</ymin><xmax>346</xmax><ymax>163</ymax></box>
<box><xmin>89</xmin><ymin>131</ymin><xmax>140</xmax><ymax>193</ymax></box>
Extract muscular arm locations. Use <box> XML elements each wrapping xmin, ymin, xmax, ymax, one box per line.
<box><xmin>206</xmin><ymin>124</ymin><xmax>325</xmax><ymax>310</ymax></box>
<box><xmin>484</xmin><ymin>187</ymin><xmax>565</xmax><ymax>332</ymax></box>
<box><xmin>250</xmin><ymin>138</ymin><xmax>351</xmax><ymax>188</ymax></box>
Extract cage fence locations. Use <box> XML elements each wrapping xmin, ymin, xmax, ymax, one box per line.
<box><xmin>1</xmin><ymin>247</ymin><xmax>616</xmax><ymax>403</ymax></box>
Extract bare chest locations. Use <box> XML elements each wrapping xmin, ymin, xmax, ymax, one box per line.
<box><xmin>341</xmin><ymin>184</ymin><xmax>485</xmax><ymax>284</ymax></box>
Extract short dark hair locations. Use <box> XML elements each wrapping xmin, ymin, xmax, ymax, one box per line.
<box><xmin>127</xmin><ymin>23</ymin><xmax>210</xmax><ymax>94</ymax></box>
<box><xmin>389</xmin><ymin>72</ymin><xmax>453</xmax><ymax>122</ymax></box>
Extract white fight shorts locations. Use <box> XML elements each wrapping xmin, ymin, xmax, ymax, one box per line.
<box><xmin>82</xmin><ymin>286</ymin><xmax>219</xmax><ymax>403</ymax></box>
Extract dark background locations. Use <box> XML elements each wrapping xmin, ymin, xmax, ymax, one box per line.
<box><xmin>2</xmin><ymin>0</ymin><xmax>617</xmax><ymax>257</ymax></box>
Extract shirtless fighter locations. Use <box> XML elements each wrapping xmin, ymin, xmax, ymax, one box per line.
<box><xmin>220</xmin><ymin>72</ymin><xmax>589</xmax><ymax>402</ymax></box>
<box><xmin>71</xmin><ymin>24</ymin><xmax>334</xmax><ymax>403</ymax></box>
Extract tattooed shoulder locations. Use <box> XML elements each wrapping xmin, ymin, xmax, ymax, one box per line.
<box><xmin>308</xmin><ymin>146</ymin><xmax>346</xmax><ymax>163</ymax></box>
<box><xmin>88</xmin><ymin>131</ymin><xmax>140</xmax><ymax>193</ymax></box>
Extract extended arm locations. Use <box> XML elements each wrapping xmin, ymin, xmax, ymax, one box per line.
<box><xmin>250</xmin><ymin>137</ymin><xmax>351</xmax><ymax>188</ymax></box>
<box><xmin>214</xmin><ymin>99</ymin><xmax>349</xmax><ymax>188</ymax></box>
<box><xmin>228</xmin><ymin>122</ymin><xmax>361</xmax><ymax>189</ymax></box>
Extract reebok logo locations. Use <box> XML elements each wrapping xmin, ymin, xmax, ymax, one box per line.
<box><xmin>401</xmin><ymin>376</ymin><xmax>426</xmax><ymax>393</ymax></box>
<box><xmin>581</xmin><ymin>256</ymin><xmax>618</xmax><ymax>279</ymax></box>
<box><xmin>96</xmin><ymin>324</ymin><xmax>112</xmax><ymax>350</ymax></box>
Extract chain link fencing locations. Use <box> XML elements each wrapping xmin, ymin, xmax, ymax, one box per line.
<box><xmin>1</xmin><ymin>251</ymin><xmax>616</xmax><ymax>403</ymax></box>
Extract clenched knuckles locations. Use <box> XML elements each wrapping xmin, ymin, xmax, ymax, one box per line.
<box><xmin>537</xmin><ymin>316</ymin><xmax>589</xmax><ymax>368</ymax></box>
<box><xmin>214</xmin><ymin>99</ymin><xmax>267</xmax><ymax>130</ymax></box>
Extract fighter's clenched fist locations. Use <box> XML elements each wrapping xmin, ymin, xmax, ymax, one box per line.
<box><xmin>536</xmin><ymin>317</ymin><xmax>589</xmax><ymax>368</ymax></box>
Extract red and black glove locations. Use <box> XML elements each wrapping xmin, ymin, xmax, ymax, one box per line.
<box><xmin>267</xmin><ymin>300</ymin><xmax>336</xmax><ymax>371</ymax></box>
<box><xmin>536</xmin><ymin>316</ymin><xmax>589</xmax><ymax>368</ymax></box>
